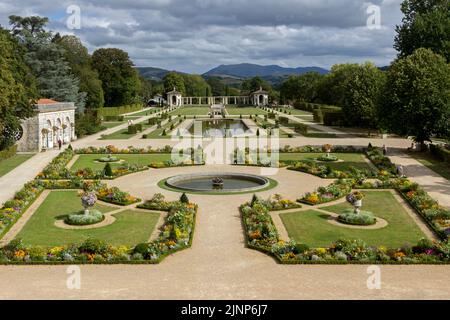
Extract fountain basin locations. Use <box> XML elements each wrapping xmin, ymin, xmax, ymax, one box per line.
<box><xmin>165</xmin><ymin>172</ymin><xmax>270</xmax><ymax>193</ymax></box>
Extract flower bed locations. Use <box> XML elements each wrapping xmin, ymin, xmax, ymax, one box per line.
<box><xmin>240</xmin><ymin>198</ymin><xmax>450</xmax><ymax>264</ymax></box>
<box><xmin>366</xmin><ymin>148</ymin><xmax>397</xmax><ymax>176</ymax></box>
<box><xmin>298</xmin><ymin>179</ymin><xmax>353</xmax><ymax>205</ymax></box>
<box><xmin>37</xmin><ymin>149</ymin><xmax>74</xmax><ymax>179</ymax></box>
<box><xmin>96</xmin><ymin>187</ymin><xmax>141</xmax><ymax>206</ymax></box>
<box><xmin>0</xmin><ymin>195</ymin><xmax>198</xmax><ymax>264</ymax></box>
<box><xmin>137</xmin><ymin>193</ymin><xmax>175</xmax><ymax>211</ymax></box>
<box><xmin>149</xmin><ymin>160</ymin><xmax>205</xmax><ymax>169</ymax></box>
<box><xmin>288</xmin><ymin>160</ymin><xmax>375</xmax><ymax>179</ymax></box>
<box><xmin>75</xmin><ymin>145</ymin><xmax>174</xmax><ymax>155</ymax></box>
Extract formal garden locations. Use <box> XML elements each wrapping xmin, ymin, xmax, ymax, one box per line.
<box><xmin>0</xmin><ymin>136</ymin><xmax>449</xmax><ymax>265</ymax></box>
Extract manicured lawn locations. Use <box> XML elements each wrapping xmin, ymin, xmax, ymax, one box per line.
<box><xmin>281</xmin><ymin>191</ymin><xmax>428</xmax><ymax>247</ymax></box>
<box><xmin>226</xmin><ymin>107</ymin><xmax>268</xmax><ymax>115</ymax></box>
<box><xmin>69</xmin><ymin>154</ymin><xmax>175</xmax><ymax>171</ymax></box>
<box><xmin>408</xmin><ymin>152</ymin><xmax>450</xmax><ymax>181</ymax></box>
<box><xmin>303</xmin><ymin>131</ymin><xmax>338</xmax><ymax>138</ymax></box>
<box><xmin>101</xmin><ymin>121</ymin><xmax>124</xmax><ymax>129</ymax></box>
<box><xmin>279</xmin><ymin>152</ymin><xmax>371</xmax><ymax>171</ymax></box>
<box><xmin>128</xmin><ymin>108</ymin><xmax>161</xmax><ymax>117</ymax></box>
<box><xmin>144</xmin><ymin>120</ymin><xmax>183</xmax><ymax>139</ymax></box>
<box><xmin>100</xmin><ymin>122</ymin><xmax>153</xmax><ymax>140</ymax></box>
<box><xmin>16</xmin><ymin>191</ymin><xmax>160</xmax><ymax>247</ymax></box>
<box><xmin>0</xmin><ymin>153</ymin><xmax>35</xmax><ymax>178</ymax></box>
<box><xmin>170</xmin><ymin>107</ymin><xmax>210</xmax><ymax>116</ymax></box>
<box><xmin>275</xmin><ymin>107</ymin><xmax>311</xmax><ymax>116</ymax></box>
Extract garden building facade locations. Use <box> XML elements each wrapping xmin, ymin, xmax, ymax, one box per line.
<box><xmin>16</xmin><ymin>99</ymin><xmax>76</xmax><ymax>152</ymax></box>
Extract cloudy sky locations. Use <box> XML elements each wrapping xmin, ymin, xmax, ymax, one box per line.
<box><xmin>0</xmin><ymin>0</ymin><xmax>404</xmax><ymax>73</ymax></box>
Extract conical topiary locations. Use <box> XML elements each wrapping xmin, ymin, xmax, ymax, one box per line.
<box><xmin>104</xmin><ymin>163</ymin><xmax>113</xmax><ymax>177</ymax></box>
<box><xmin>180</xmin><ymin>193</ymin><xmax>189</xmax><ymax>204</ymax></box>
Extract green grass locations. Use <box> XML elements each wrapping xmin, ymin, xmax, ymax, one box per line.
<box><xmin>144</xmin><ymin>120</ymin><xmax>183</xmax><ymax>139</ymax></box>
<box><xmin>281</xmin><ymin>191</ymin><xmax>428</xmax><ymax>248</ymax></box>
<box><xmin>279</xmin><ymin>152</ymin><xmax>371</xmax><ymax>171</ymax></box>
<box><xmin>408</xmin><ymin>152</ymin><xmax>450</xmax><ymax>181</ymax></box>
<box><xmin>69</xmin><ymin>154</ymin><xmax>175</xmax><ymax>171</ymax></box>
<box><xmin>99</xmin><ymin>122</ymin><xmax>153</xmax><ymax>140</ymax></box>
<box><xmin>226</xmin><ymin>107</ymin><xmax>268</xmax><ymax>116</ymax></box>
<box><xmin>0</xmin><ymin>153</ymin><xmax>35</xmax><ymax>178</ymax></box>
<box><xmin>127</xmin><ymin>108</ymin><xmax>161</xmax><ymax>117</ymax></box>
<box><xmin>170</xmin><ymin>107</ymin><xmax>210</xmax><ymax>116</ymax></box>
<box><xmin>101</xmin><ymin>121</ymin><xmax>124</xmax><ymax>129</ymax></box>
<box><xmin>15</xmin><ymin>191</ymin><xmax>160</xmax><ymax>247</ymax></box>
<box><xmin>303</xmin><ymin>131</ymin><xmax>338</xmax><ymax>138</ymax></box>
<box><xmin>275</xmin><ymin>107</ymin><xmax>311</xmax><ymax>116</ymax></box>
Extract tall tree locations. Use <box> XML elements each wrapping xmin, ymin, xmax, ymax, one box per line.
<box><xmin>379</xmin><ymin>48</ymin><xmax>450</xmax><ymax>147</ymax></box>
<box><xmin>54</xmin><ymin>35</ymin><xmax>104</xmax><ymax>109</ymax></box>
<box><xmin>0</xmin><ymin>27</ymin><xmax>37</xmax><ymax>150</ymax></box>
<box><xmin>163</xmin><ymin>72</ymin><xmax>185</xmax><ymax>95</ymax></box>
<box><xmin>394</xmin><ymin>0</ymin><xmax>450</xmax><ymax>61</ymax></box>
<box><xmin>241</xmin><ymin>76</ymin><xmax>270</xmax><ymax>92</ymax></box>
<box><xmin>318</xmin><ymin>63</ymin><xmax>360</xmax><ymax>106</ymax></box>
<box><xmin>91</xmin><ymin>48</ymin><xmax>141</xmax><ymax>107</ymax></box>
<box><xmin>341</xmin><ymin>62</ymin><xmax>386</xmax><ymax>130</ymax></box>
<box><xmin>182</xmin><ymin>74</ymin><xmax>211</xmax><ymax>97</ymax></box>
<box><xmin>9</xmin><ymin>15</ymin><xmax>86</xmax><ymax>111</ymax></box>
<box><xmin>280</xmin><ymin>72</ymin><xmax>323</xmax><ymax>103</ymax></box>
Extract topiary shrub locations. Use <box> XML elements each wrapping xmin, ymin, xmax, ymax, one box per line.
<box><xmin>65</xmin><ymin>210</ymin><xmax>104</xmax><ymax>226</ymax></box>
<box><xmin>180</xmin><ymin>193</ymin><xmax>189</xmax><ymax>204</ymax></box>
<box><xmin>103</xmin><ymin>163</ymin><xmax>113</xmax><ymax>177</ymax></box>
<box><xmin>338</xmin><ymin>210</ymin><xmax>376</xmax><ymax>226</ymax></box>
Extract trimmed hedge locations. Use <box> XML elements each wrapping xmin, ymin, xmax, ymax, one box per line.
<box><xmin>294</xmin><ymin>124</ymin><xmax>308</xmax><ymax>135</ymax></box>
<box><xmin>430</xmin><ymin>144</ymin><xmax>450</xmax><ymax>164</ymax></box>
<box><xmin>312</xmin><ymin>109</ymin><xmax>323</xmax><ymax>123</ymax></box>
<box><xmin>0</xmin><ymin>145</ymin><xmax>18</xmax><ymax>161</ymax></box>
<box><xmin>104</xmin><ymin>115</ymin><xmax>124</xmax><ymax>122</ymax></box>
<box><xmin>323</xmin><ymin>110</ymin><xmax>344</xmax><ymax>126</ymax></box>
<box><xmin>97</xmin><ymin>104</ymin><xmax>143</xmax><ymax>117</ymax></box>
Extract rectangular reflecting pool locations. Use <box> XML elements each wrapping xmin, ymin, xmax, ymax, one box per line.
<box><xmin>187</xmin><ymin>119</ymin><xmax>250</xmax><ymax>137</ymax></box>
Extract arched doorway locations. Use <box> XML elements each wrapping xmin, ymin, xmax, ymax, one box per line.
<box><xmin>259</xmin><ymin>95</ymin><xmax>264</xmax><ymax>105</ymax></box>
<box><xmin>172</xmin><ymin>95</ymin><xmax>177</xmax><ymax>106</ymax></box>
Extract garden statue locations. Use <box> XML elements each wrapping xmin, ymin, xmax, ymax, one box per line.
<box><xmin>81</xmin><ymin>192</ymin><xmax>97</xmax><ymax>215</ymax></box>
<box><xmin>212</xmin><ymin>177</ymin><xmax>224</xmax><ymax>188</ymax></box>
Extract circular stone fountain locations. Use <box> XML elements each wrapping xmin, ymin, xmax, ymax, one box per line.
<box><xmin>165</xmin><ymin>172</ymin><xmax>271</xmax><ymax>193</ymax></box>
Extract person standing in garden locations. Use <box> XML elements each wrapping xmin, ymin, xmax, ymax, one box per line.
<box><xmin>382</xmin><ymin>144</ymin><xmax>388</xmax><ymax>156</ymax></box>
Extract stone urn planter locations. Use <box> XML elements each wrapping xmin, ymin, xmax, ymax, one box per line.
<box><xmin>346</xmin><ymin>191</ymin><xmax>365</xmax><ymax>214</ymax></box>
<box><xmin>353</xmin><ymin>199</ymin><xmax>362</xmax><ymax>214</ymax></box>
<box><xmin>81</xmin><ymin>192</ymin><xmax>97</xmax><ymax>215</ymax></box>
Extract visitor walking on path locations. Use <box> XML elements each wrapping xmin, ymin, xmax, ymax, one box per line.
<box><xmin>383</xmin><ymin>144</ymin><xmax>388</xmax><ymax>156</ymax></box>
<box><xmin>57</xmin><ymin>138</ymin><xmax>62</xmax><ymax>150</ymax></box>
<box><xmin>397</xmin><ymin>164</ymin><xmax>405</xmax><ymax>177</ymax></box>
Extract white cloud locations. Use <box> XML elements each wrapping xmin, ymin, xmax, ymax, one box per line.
<box><xmin>0</xmin><ymin>0</ymin><xmax>404</xmax><ymax>73</ymax></box>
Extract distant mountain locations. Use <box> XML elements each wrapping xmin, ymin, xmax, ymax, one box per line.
<box><xmin>203</xmin><ymin>63</ymin><xmax>329</xmax><ymax>78</ymax></box>
<box><xmin>136</xmin><ymin>67</ymin><xmax>172</xmax><ymax>81</ymax></box>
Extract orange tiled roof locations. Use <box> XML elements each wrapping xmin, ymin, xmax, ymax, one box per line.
<box><xmin>37</xmin><ymin>98</ymin><xmax>58</xmax><ymax>104</ymax></box>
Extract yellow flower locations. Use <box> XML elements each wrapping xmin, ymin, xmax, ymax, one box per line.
<box><xmin>14</xmin><ymin>250</ymin><xmax>26</xmax><ymax>259</ymax></box>
<box><xmin>316</xmin><ymin>248</ymin><xmax>327</xmax><ymax>255</ymax></box>
<box><xmin>49</xmin><ymin>246</ymin><xmax>64</xmax><ymax>255</ymax></box>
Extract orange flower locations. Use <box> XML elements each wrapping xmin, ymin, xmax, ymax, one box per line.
<box><xmin>14</xmin><ymin>250</ymin><xmax>26</xmax><ymax>259</ymax></box>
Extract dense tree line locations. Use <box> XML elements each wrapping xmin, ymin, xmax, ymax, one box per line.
<box><xmin>278</xmin><ymin>0</ymin><xmax>449</xmax><ymax>145</ymax></box>
<box><xmin>0</xmin><ymin>15</ymin><xmax>149</xmax><ymax>147</ymax></box>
